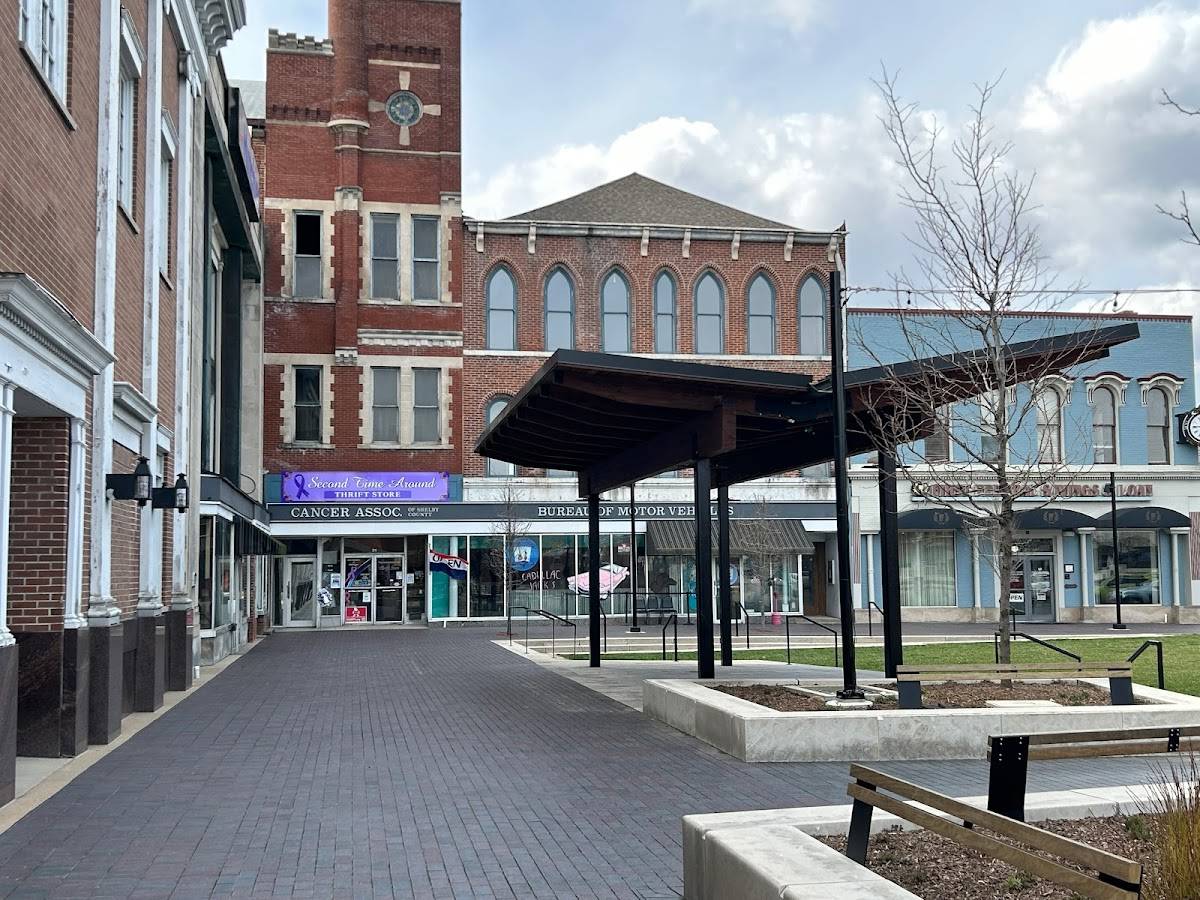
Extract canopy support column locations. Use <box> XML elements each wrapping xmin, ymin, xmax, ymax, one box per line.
<box><xmin>694</xmin><ymin>459</ymin><xmax>715</xmax><ymax>679</ymax></box>
<box><xmin>629</xmin><ymin>482</ymin><xmax>640</xmax><ymax>632</ymax></box>
<box><xmin>588</xmin><ymin>492</ymin><xmax>601</xmax><ymax>667</ymax></box>
<box><xmin>717</xmin><ymin>484</ymin><xmax>732</xmax><ymax>667</ymax></box>
<box><xmin>878</xmin><ymin>449</ymin><xmax>903</xmax><ymax>678</ymax></box>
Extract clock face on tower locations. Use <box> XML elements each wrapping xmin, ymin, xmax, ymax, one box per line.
<box><xmin>385</xmin><ymin>91</ymin><xmax>423</xmax><ymax>127</ymax></box>
<box><xmin>1185</xmin><ymin>410</ymin><xmax>1200</xmax><ymax>446</ymax></box>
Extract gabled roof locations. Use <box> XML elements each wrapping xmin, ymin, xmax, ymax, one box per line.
<box><xmin>505</xmin><ymin>173</ymin><xmax>797</xmax><ymax>231</ymax></box>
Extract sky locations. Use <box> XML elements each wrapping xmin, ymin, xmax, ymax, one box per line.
<box><xmin>223</xmin><ymin>1</ymin><xmax>1200</xmax><ymax>337</ymax></box>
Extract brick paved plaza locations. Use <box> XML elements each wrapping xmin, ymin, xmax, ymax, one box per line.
<box><xmin>0</xmin><ymin>630</ymin><xmax>1172</xmax><ymax>899</ymax></box>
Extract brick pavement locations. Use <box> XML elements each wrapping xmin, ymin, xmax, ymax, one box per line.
<box><xmin>0</xmin><ymin>629</ymin><xmax>1176</xmax><ymax>899</ymax></box>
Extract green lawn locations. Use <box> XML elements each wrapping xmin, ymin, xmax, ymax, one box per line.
<box><xmin>573</xmin><ymin>635</ymin><xmax>1200</xmax><ymax>697</ymax></box>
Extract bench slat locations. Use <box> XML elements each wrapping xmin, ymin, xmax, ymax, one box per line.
<box><xmin>995</xmin><ymin>726</ymin><xmax>1200</xmax><ymax>746</ymax></box>
<box><xmin>849</xmin><ymin>765</ymin><xmax>1142</xmax><ymax>884</ymax></box>
<box><xmin>1027</xmin><ymin>737</ymin><xmax>1200</xmax><ymax>761</ymax></box>
<box><xmin>897</xmin><ymin>662</ymin><xmax>1131</xmax><ymax>674</ymax></box>
<box><xmin>896</xmin><ymin>670</ymin><xmax>1131</xmax><ymax>682</ymax></box>
<box><xmin>846</xmin><ymin>783</ymin><xmax>1138</xmax><ymax>900</ymax></box>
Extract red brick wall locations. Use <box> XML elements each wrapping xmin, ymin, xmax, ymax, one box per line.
<box><xmin>111</xmin><ymin>444</ymin><xmax>141</xmax><ymax>617</ymax></box>
<box><xmin>0</xmin><ymin>0</ymin><xmax>100</xmax><ymax>326</ymax></box>
<box><xmin>7</xmin><ymin>419</ymin><xmax>70</xmax><ymax>631</ymax></box>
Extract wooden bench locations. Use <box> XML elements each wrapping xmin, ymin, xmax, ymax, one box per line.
<box><xmin>895</xmin><ymin>661</ymin><xmax>1135</xmax><ymax>709</ymax></box>
<box><xmin>988</xmin><ymin>725</ymin><xmax>1200</xmax><ymax>820</ymax></box>
<box><xmin>845</xmin><ymin>764</ymin><xmax>1143</xmax><ymax>900</ymax></box>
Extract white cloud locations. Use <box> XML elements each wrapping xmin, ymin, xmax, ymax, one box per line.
<box><xmin>686</xmin><ymin>0</ymin><xmax>822</xmax><ymax>34</ymax></box>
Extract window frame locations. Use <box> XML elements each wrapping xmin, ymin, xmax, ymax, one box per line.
<box><xmin>371</xmin><ymin>367</ymin><xmax>402</xmax><ymax>444</ymax></box>
<box><xmin>293</xmin><ymin>365</ymin><xmax>323</xmax><ymax>444</ymax></box>
<box><xmin>1091</xmin><ymin>384</ymin><xmax>1118</xmax><ymax>465</ymax></box>
<box><xmin>1035</xmin><ymin>386</ymin><xmax>1064</xmax><ymax>465</ymax></box>
<box><xmin>485</xmin><ymin>266</ymin><xmax>518</xmax><ymax>350</ymax></box>
<box><xmin>600</xmin><ymin>268</ymin><xmax>632</xmax><ymax>353</ymax></box>
<box><xmin>485</xmin><ymin>397</ymin><xmax>516</xmax><ymax>476</ymax></box>
<box><xmin>797</xmin><ymin>274</ymin><xmax>827</xmax><ymax>356</ymax></box>
<box><xmin>746</xmin><ymin>272</ymin><xmax>776</xmax><ymax>355</ymax></box>
<box><xmin>543</xmin><ymin>266</ymin><xmax>575</xmax><ymax>352</ymax></box>
<box><xmin>412</xmin><ymin>367</ymin><xmax>441</xmax><ymax>443</ymax></box>
<box><xmin>293</xmin><ymin>211</ymin><xmax>323</xmax><ymax>298</ymax></box>
<box><xmin>653</xmin><ymin>269</ymin><xmax>677</xmax><ymax>354</ymax></box>
<box><xmin>693</xmin><ymin>271</ymin><xmax>726</xmax><ymax>355</ymax></box>
<box><xmin>20</xmin><ymin>0</ymin><xmax>69</xmax><ymax>101</ymax></box>
<box><xmin>411</xmin><ymin>215</ymin><xmax>440</xmax><ymax>302</ymax></box>
<box><xmin>158</xmin><ymin>116</ymin><xmax>176</xmax><ymax>277</ymax></box>
<box><xmin>370</xmin><ymin>212</ymin><xmax>399</xmax><ymax>299</ymax></box>
<box><xmin>1146</xmin><ymin>386</ymin><xmax>1172</xmax><ymax>465</ymax></box>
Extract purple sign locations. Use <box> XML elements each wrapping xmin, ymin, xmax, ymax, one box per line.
<box><xmin>281</xmin><ymin>471</ymin><xmax>449</xmax><ymax>503</ymax></box>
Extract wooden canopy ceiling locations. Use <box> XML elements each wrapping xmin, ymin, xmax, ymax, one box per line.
<box><xmin>474</xmin><ymin>323</ymin><xmax>1139</xmax><ymax>496</ymax></box>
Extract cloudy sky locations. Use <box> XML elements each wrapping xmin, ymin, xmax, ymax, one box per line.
<box><xmin>224</xmin><ymin>1</ymin><xmax>1199</xmax><ymax>322</ymax></box>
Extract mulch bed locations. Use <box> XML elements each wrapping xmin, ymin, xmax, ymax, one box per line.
<box><xmin>819</xmin><ymin>815</ymin><xmax>1161</xmax><ymax>899</ymax></box>
<box><xmin>711</xmin><ymin>680</ymin><xmax>1118</xmax><ymax>711</ymax></box>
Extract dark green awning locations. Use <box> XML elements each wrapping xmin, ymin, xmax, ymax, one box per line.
<box><xmin>647</xmin><ymin>518</ymin><xmax>813</xmax><ymax>556</ymax></box>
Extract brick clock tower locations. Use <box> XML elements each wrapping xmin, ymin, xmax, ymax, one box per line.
<box><xmin>262</xmin><ymin>0</ymin><xmax>463</xmax><ymax>486</ymax></box>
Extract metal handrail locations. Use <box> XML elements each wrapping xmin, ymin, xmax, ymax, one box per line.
<box><xmin>535</xmin><ymin>610</ymin><xmax>577</xmax><ymax>658</ymax></box>
<box><xmin>507</xmin><ymin>605</ymin><xmax>531</xmax><ymax>652</ymax></box>
<box><xmin>867</xmin><ymin>601</ymin><xmax>884</xmax><ymax>638</ymax></box>
<box><xmin>783</xmin><ymin>613</ymin><xmax>839</xmax><ymax>667</ymax></box>
<box><xmin>599</xmin><ymin>607</ymin><xmax>607</xmax><ymax>653</ymax></box>
<box><xmin>661</xmin><ymin>613</ymin><xmax>678</xmax><ymax>661</ymax></box>
<box><xmin>1127</xmin><ymin>639</ymin><xmax>1165</xmax><ymax>690</ymax></box>
<box><xmin>993</xmin><ymin>630</ymin><xmax>1082</xmax><ymax>664</ymax></box>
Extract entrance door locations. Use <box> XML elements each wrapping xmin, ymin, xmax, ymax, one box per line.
<box><xmin>283</xmin><ymin>559</ymin><xmax>317</xmax><ymax>627</ymax></box>
<box><xmin>375</xmin><ymin>555</ymin><xmax>407</xmax><ymax>623</ymax></box>
<box><xmin>344</xmin><ymin>556</ymin><xmax>373</xmax><ymax>623</ymax></box>
<box><xmin>1009</xmin><ymin>555</ymin><xmax>1056</xmax><ymax>623</ymax></box>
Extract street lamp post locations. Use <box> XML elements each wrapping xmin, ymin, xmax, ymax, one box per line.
<box><xmin>1107</xmin><ymin>472</ymin><xmax>1127</xmax><ymax>630</ymax></box>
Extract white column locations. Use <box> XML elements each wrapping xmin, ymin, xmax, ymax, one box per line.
<box><xmin>1078</xmin><ymin>528</ymin><xmax>1095</xmax><ymax>607</ymax></box>
<box><xmin>0</xmin><ymin>382</ymin><xmax>15</xmax><ymax>647</ymax></box>
<box><xmin>971</xmin><ymin>534</ymin><xmax>982</xmax><ymax>609</ymax></box>
<box><xmin>89</xmin><ymin>0</ymin><xmax>121</xmax><ymax>625</ymax></box>
<box><xmin>62</xmin><ymin>417</ymin><xmax>87</xmax><ymax>629</ymax></box>
<box><xmin>1169</xmin><ymin>528</ymin><xmax>1189</xmax><ymax>607</ymax></box>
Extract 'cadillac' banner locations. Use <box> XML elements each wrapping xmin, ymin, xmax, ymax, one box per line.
<box><xmin>281</xmin><ymin>471</ymin><xmax>449</xmax><ymax>503</ymax></box>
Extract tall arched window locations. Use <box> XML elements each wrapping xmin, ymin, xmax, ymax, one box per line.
<box><xmin>654</xmin><ymin>270</ymin><xmax>676</xmax><ymax>353</ymax></box>
<box><xmin>1036</xmin><ymin>388</ymin><xmax>1063</xmax><ymax>464</ymax></box>
<box><xmin>485</xmin><ymin>267</ymin><xmax>517</xmax><ymax>350</ymax></box>
<box><xmin>543</xmin><ymin>267</ymin><xmax>574</xmax><ymax>351</ymax></box>
<box><xmin>601</xmin><ymin>270</ymin><xmax>631</xmax><ymax>352</ymax></box>
<box><xmin>694</xmin><ymin>271</ymin><xmax>725</xmax><ymax>354</ymax></box>
<box><xmin>1146</xmin><ymin>387</ymin><xmax>1171</xmax><ymax>464</ymax></box>
<box><xmin>1092</xmin><ymin>386</ymin><xmax>1117</xmax><ymax>464</ymax></box>
<box><xmin>485</xmin><ymin>397</ymin><xmax>516</xmax><ymax>476</ymax></box>
<box><xmin>746</xmin><ymin>273</ymin><xmax>775</xmax><ymax>354</ymax></box>
<box><xmin>797</xmin><ymin>275</ymin><xmax>826</xmax><ymax>356</ymax></box>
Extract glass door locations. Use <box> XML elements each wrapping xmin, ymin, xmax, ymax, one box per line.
<box><xmin>1025</xmin><ymin>556</ymin><xmax>1056</xmax><ymax>622</ymax></box>
<box><xmin>284</xmin><ymin>559</ymin><xmax>316</xmax><ymax>627</ymax></box>
<box><xmin>375</xmin><ymin>555</ymin><xmax>407</xmax><ymax>623</ymax></box>
<box><xmin>344</xmin><ymin>556</ymin><xmax>373</xmax><ymax>623</ymax></box>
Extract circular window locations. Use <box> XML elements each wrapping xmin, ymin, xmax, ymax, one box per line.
<box><xmin>384</xmin><ymin>90</ymin><xmax>423</xmax><ymax>127</ymax></box>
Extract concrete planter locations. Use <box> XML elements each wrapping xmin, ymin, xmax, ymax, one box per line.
<box><xmin>644</xmin><ymin>678</ymin><xmax>1200</xmax><ymax>762</ymax></box>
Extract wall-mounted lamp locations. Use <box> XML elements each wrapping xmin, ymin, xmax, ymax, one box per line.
<box><xmin>152</xmin><ymin>473</ymin><xmax>190</xmax><ymax>511</ymax></box>
<box><xmin>107</xmin><ymin>456</ymin><xmax>153</xmax><ymax>506</ymax></box>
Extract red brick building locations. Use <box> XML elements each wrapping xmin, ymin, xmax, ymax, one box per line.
<box><xmin>258</xmin><ymin>0</ymin><xmax>844</xmax><ymax>631</ymax></box>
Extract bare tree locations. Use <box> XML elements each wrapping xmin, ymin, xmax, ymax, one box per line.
<box><xmin>855</xmin><ymin>71</ymin><xmax>1110</xmax><ymax>662</ymax></box>
<box><xmin>1158</xmin><ymin>90</ymin><xmax>1200</xmax><ymax>248</ymax></box>
<box><xmin>490</xmin><ymin>478</ymin><xmax>532</xmax><ymax>615</ymax></box>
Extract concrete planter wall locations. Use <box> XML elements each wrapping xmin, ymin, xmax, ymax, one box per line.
<box><xmin>644</xmin><ymin>678</ymin><xmax>1200</xmax><ymax>762</ymax></box>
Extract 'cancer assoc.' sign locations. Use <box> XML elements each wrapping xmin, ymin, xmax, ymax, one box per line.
<box><xmin>281</xmin><ymin>471</ymin><xmax>449</xmax><ymax>503</ymax></box>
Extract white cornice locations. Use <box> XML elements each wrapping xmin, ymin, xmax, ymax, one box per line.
<box><xmin>0</xmin><ymin>274</ymin><xmax>114</xmax><ymax>379</ymax></box>
<box><xmin>463</xmin><ymin>219</ymin><xmax>837</xmax><ymax>244</ymax></box>
<box><xmin>357</xmin><ymin>328</ymin><xmax>463</xmax><ymax>348</ymax></box>
<box><xmin>194</xmin><ymin>0</ymin><xmax>245</xmax><ymax>55</ymax></box>
<box><xmin>113</xmin><ymin>381</ymin><xmax>158</xmax><ymax>424</ymax></box>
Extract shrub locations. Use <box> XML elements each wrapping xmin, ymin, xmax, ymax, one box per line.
<box><xmin>1138</xmin><ymin>751</ymin><xmax>1200</xmax><ymax>900</ymax></box>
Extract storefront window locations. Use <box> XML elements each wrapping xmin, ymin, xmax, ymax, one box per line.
<box><xmin>1093</xmin><ymin>530</ymin><xmax>1160</xmax><ymax>605</ymax></box>
<box><xmin>507</xmin><ymin>535</ymin><xmax>541</xmax><ymax>617</ymax></box>
<box><xmin>199</xmin><ymin>518</ymin><xmax>214</xmax><ymax>629</ymax></box>
<box><xmin>320</xmin><ymin>539</ymin><xmax>342</xmax><ymax>618</ymax></box>
<box><xmin>469</xmin><ymin>536</ymin><xmax>505</xmax><ymax>617</ymax></box>
<box><xmin>541</xmin><ymin>535</ymin><xmax>575</xmax><ymax>617</ymax></box>
<box><xmin>214</xmin><ymin>518</ymin><xmax>233</xmax><ymax>626</ymax></box>
<box><xmin>900</xmin><ymin>531</ymin><xmax>956</xmax><ymax>606</ymax></box>
<box><xmin>430</xmin><ymin>536</ymin><xmax>467</xmax><ymax>617</ymax></box>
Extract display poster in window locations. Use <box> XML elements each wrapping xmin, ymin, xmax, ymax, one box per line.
<box><xmin>344</xmin><ymin>605</ymin><xmax>368</xmax><ymax>623</ymax></box>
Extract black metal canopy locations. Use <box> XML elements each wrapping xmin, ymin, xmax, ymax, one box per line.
<box><xmin>475</xmin><ymin>323</ymin><xmax>1140</xmax><ymax>497</ymax></box>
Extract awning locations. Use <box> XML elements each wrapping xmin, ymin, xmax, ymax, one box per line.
<box><xmin>897</xmin><ymin>508</ymin><xmax>966</xmax><ymax>530</ymax></box>
<box><xmin>1094</xmin><ymin>506</ymin><xmax>1189</xmax><ymax>529</ymax></box>
<box><xmin>647</xmin><ymin>518</ymin><xmax>813</xmax><ymax>555</ymax></box>
<box><xmin>1013</xmin><ymin>508</ymin><xmax>1096</xmax><ymax>530</ymax></box>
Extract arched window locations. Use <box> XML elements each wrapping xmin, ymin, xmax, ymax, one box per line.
<box><xmin>1147</xmin><ymin>387</ymin><xmax>1171</xmax><ymax>464</ymax></box>
<box><xmin>746</xmin><ymin>273</ymin><xmax>775</xmax><ymax>354</ymax></box>
<box><xmin>601</xmin><ymin>270</ymin><xmax>631</xmax><ymax>352</ymax></box>
<box><xmin>485</xmin><ymin>397</ymin><xmax>516</xmax><ymax>476</ymax></box>
<box><xmin>654</xmin><ymin>270</ymin><xmax>676</xmax><ymax>353</ymax></box>
<box><xmin>1036</xmin><ymin>387</ymin><xmax>1063</xmax><ymax>464</ymax></box>
<box><xmin>693</xmin><ymin>271</ymin><xmax>725</xmax><ymax>354</ymax></box>
<box><xmin>1092</xmin><ymin>386</ymin><xmax>1117</xmax><ymax>464</ymax></box>
<box><xmin>543</xmin><ymin>267</ymin><xmax>574</xmax><ymax>351</ymax></box>
<box><xmin>797</xmin><ymin>275</ymin><xmax>826</xmax><ymax>356</ymax></box>
<box><xmin>485</xmin><ymin>267</ymin><xmax>516</xmax><ymax>350</ymax></box>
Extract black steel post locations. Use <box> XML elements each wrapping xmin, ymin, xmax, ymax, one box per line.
<box><xmin>828</xmin><ymin>266</ymin><xmax>863</xmax><ymax>699</ymax></box>
<box><xmin>694</xmin><ymin>459</ymin><xmax>716</xmax><ymax>679</ymax></box>
<box><xmin>878</xmin><ymin>449</ymin><xmax>903</xmax><ymax>678</ymax></box>
<box><xmin>717</xmin><ymin>484</ymin><xmax>733</xmax><ymax>666</ymax></box>
<box><xmin>1109</xmin><ymin>472</ymin><xmax>1126</xmax><ymax>629</ymax></box>
<box><xmin>629</xmin><ymin>482</ymin><xmax>640</xmax><ymax>632</ymax></box>
<box><xmin>588</xmin><ymin>493</ymin><xmax>602</xmax><ymax>666</ymax></box>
